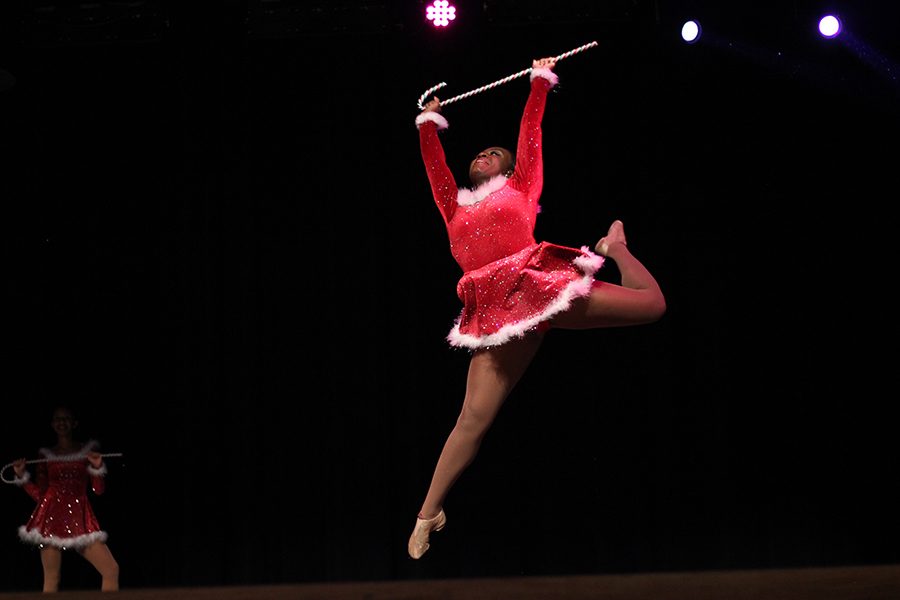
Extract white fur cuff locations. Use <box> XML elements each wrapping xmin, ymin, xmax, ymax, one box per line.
<box><xmin>12</xmin><ymin>471</ymin><xmax>31</xmax><ymax>486</ymax></box>
<box><xmin>530</xmin><ymin>67</ymin><xmax>559</xmax><ymax>87</ymax></box>
<box><xmin>87</xmin><ymin>464</ymin><xmax>108</xmax><ymax>477</ymax></box>
<box><xmin>415</xmin><ymin>111</ymin><xmax>449</xmax><ymax>130</ymax></box>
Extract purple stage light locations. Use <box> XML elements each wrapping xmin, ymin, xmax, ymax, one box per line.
<box><xmin>818</xmin><ymin>14</ymin><xmax>841</xmax><ymax>38</ymax></box>
<box><xmin>681</xmin><ymin>20</ymin><xmax>702</xmax><ymax>44</ymax></box>
<box><xmin>426</xmin><ymin>0</ymin><xmax>456</xmax><ymax>27</ymax></box>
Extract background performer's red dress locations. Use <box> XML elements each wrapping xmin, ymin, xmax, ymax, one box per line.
<box><xmin>15</xmin><ymin>440</ymin><xmax>109</xmax><ymax>550</ymax></box>
<box><xmin>416</xmin><ymin>68</ymin><xmax>604</xmax><ymax>349</ymax></box>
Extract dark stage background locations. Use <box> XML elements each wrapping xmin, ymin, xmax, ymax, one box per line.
<box><xmin>2</xmin><ymin>0</ymin><xmax>898</xmax><ymax>593</ymax></box>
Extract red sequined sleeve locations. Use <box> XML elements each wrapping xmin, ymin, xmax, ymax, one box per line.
<box><xmin>20</xmin><ymin>461</ymin><xmax>49</xmax><ymax>503</ymax></box>
<box><xmin>20</xmin><ymin>477</ymin><xmax>43</xmax><ymax>503</ymax></box>
<box><xmin>509</xmin><ymin>69</ymin><xmax>557</xmax><ymax>204</ymax></box>
<box><xmin>90</xmin><ymin>468</ymin><xmax>106</xmax><ymax>495</ymax></box>
<box><xmin>416</xmin><ymin>112</ymin><xmax>458</xmax><ymax>226</ymax></box>
<box><xmin>86</xmin><ymin>454</ymin><xmax>108</xmax><ymax>495</ymax></box>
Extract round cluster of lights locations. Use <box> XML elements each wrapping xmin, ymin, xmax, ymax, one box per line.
<box><xmin>426</xmin><ymin>0</ymin><xmax>456</xmax><ymax>27</ymax></box>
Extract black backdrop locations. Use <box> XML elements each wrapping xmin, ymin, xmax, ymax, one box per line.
<box><xmin>2</xmin><ymin>0</ymin><xmax>899</xmax><ymax>593</ymax></box>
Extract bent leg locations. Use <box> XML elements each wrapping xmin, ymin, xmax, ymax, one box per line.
<box><xmin>418</xmin><ymin>332</ymin><xmax>545</xmax><ymax>519</ymax></box>
<box><xmin>80</xmin><ymin>542</ymin><xmax>120</xmax><ymax>591</ymax></box>
<box><xmin>553</xmin><ymin>221</ymin><xmax>666</xmax><ymax>329</ymax></box>
<box><xmin>39</xmin><ymin>547</ymin><xmax>62</xmax><ymax>593</ymax></box>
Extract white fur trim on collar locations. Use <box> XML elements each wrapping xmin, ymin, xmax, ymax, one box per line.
<box><xmin>415</xmin><ymin>111</ymin><xmax>449</xmax><ymax>130</ymax></box>
<box><xmin>457</xmin><ymin>174</ymin><xmax>508</xmax><ymax>206</ymax></box>
<box><xmin>38</xmin><ymin>439</ymin><xmax>100</xmax><ymax>462</ymax></box>
<box><xmin>530</xmin><ymin>67</ymin><xmax>559</xmax><ymax>87</ymax></box>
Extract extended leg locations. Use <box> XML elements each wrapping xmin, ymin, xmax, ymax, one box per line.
<box><xmin>409</xmin><ymin>332</ymin><xmax>545</xmax><ymax>558</ymax></box>
<box><xmin>553</xmin><ymin>220</ymin><xmax>666</xmax><ymax>329</ymax></box>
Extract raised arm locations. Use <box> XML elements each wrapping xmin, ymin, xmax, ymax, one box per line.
<box><xmin>415</xmin><ymin>97</ymin><xmax>459</xmax><ymax>226</ymax></box>
<box><xmin>509</xmin><ymin>58</ymin><xmax>559</xmax><ymax>203</ymax></box>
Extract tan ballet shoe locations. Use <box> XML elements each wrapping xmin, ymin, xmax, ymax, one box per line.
<box><xmin>408</xmin><ymin>509</ymin><xmax>446</xmax><ymax>559</ymax></box>
<box><xmin>594</xmin><ymin>219</ymin><xmax>627</xmax><ymax>256</ymax></box>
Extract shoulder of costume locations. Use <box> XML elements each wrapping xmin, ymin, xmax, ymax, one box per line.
<box><xmin>415</xmin><ymin>111</ymin><xmax>449</xmax><ymax>130</ymax></box>
<box><xmin>530</xmin><ymin>67</ymin><xmax>559</xmax><ymax>88</ymax></box>
<box><xmin>38</xmin><ymin>439</ymin><xmax>101</xmax><ymax>462</ymax></box>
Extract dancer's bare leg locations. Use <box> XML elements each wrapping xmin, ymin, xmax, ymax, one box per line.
<box><xmin>39</xmin><ymin>547</ymin><xmax>62</xmax><ymax>593</ymax></box>
<box><xmin>409</xmin><ymin>332</ymin><xmax>545</xmax><ymax>558</ymax></box>
<box><xmin>418</xmin><ymin>332</ymin><xmax>545</xmax><ymax>518</ymax></box>
<box><xmin>553</xmin><ymin>220</ymin><xmax>666</xmax><ymax>329</ymax></box>
<box><xmin>81</xmin><ymin>542</ymin><xmax>120</xmax><ymax>591</ymax></box>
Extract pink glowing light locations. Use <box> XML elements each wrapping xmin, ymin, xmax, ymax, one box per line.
<box><xmin>426</xmin><ymin>0</ymin><xmax>456</xmax><ymax>27</ymax></box>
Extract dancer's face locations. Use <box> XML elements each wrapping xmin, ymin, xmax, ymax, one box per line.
<box><xmin>51</xmin><ymin>407</ymin><xmax>76</xmax><ymax>437</ymax></box>
<box><xmin>469</xmin><ymin>147</ymin><xmax>513</xmax><ymax>185</ymax></box>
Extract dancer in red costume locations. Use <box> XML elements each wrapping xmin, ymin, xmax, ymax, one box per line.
<box><xmin>409</xmin><ymin>57</ymin><xmax>667</xmax><ymax>559</ymax></box>
<box><xmin>10</xmin><ymin>406</ymin><xmax>120</xmax><ymax>592</ymax></box>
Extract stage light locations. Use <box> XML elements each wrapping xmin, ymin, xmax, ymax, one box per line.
<box><xmin>818</xmin><ymin>14</ymin><xmax>841</xmax><ymax>38</ymax></box>
<box><xmin>681</xmin><ymin>19</ymin><xmax>702</xmax><ymax>44</ymax></box>
<box><xmin>426</xmin><ymin>0</ymin><xmax>456</xmax><ymax>27</ymax></box>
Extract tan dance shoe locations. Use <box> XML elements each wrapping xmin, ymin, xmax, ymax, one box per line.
<box><xmin>408</xmin><ymin>509</ymin><xmax>446</xmax><ymax>559</ymax></box>
<box><xmin>595</xmin><ymin>219</ymin><xmax>627</xmax><ymax>256</ymax></box>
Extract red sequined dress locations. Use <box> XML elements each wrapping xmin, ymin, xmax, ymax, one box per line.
<box><xmin>14</xmin><ymin>440</ymin><xmax>109</xmax><ymax>550</ymax></box>
<box><xmin>416</xmin><ymin>68</ymin><xmax>604</xmax><ymax>349</ymax></box>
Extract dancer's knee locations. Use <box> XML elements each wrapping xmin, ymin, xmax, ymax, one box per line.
<box><xmin>645</xmin><ymin>292</ymin><xmax>667</xmax><ymax>323</ymax></box>
<box><xmin>456</xmin><ymin>403</ymin><xmax>497</xmax><ymax>437</ymax></box>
